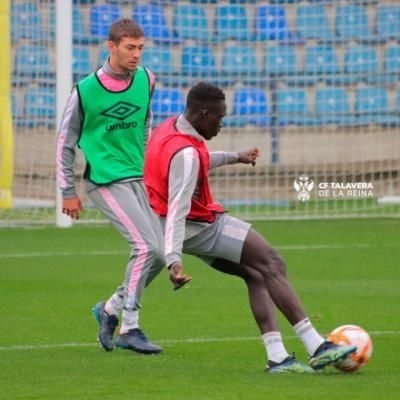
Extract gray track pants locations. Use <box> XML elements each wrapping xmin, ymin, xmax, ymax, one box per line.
<box><xmin>88</xmin><ymin>180</ymin><xmax>165</xmax><ymax>311</ymax></box>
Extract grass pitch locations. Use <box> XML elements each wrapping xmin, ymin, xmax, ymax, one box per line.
<box><xmin>0</xmin><ymin>219</ymin><xmax>399</xmax><ymax>399</ymax></box>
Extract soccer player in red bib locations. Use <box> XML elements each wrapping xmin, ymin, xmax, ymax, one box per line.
<box><xmin>144</xmin><ymin>82</ymin><xmax>356</xmax><ymax>373</ymax></box>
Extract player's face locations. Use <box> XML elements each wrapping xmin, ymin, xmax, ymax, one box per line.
<box><xmin>200</xmin><ymin>100</ymin><xmax>227</xmax><ymax>140</ymax></box>
<box><xmin>108</xmin><ymin>36</ymin><xmax>145</xmax><ymax>73</ymax></box>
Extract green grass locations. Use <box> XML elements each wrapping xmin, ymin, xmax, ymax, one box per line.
<box><xmin>0</xmin><ymin>219</ymin><xmax>399</xmax><ymax>399</ymax></box>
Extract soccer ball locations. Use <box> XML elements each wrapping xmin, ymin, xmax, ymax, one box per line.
<box><xmin>328</xmin><ymin>325</ymin><xmax>373</xmax><ymax>372</ymax></box>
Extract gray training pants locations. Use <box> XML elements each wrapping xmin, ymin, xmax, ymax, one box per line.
<box><xmin>88</xmin><ymin>180</ymin><xmax>166</xmax><ymax>311</ymax></box>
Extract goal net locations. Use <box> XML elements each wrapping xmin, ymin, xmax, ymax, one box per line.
<box><xmin>2</xmin><ymin>0</ymin><xmax>400</xmax><ymax>226</ymax></box>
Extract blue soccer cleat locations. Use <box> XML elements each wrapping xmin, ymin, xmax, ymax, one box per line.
<box><xmin>114</xmin><ymin>328</ymin><xmax>162</xmax><ymax>355</ymax></box>
<box><xmin>93</xmin><ymin>302</ymin><xmax>119</xmax><ymax>352</ymax></box>
<box><xmin>266</xmin><ymin>355</ymin><xmax>316</xmax><ymax>374</ymax></box>
<box><xmin>309</xmin><ymin>341</ymin><xmax>357</xmax><ymax>370</ymax></box>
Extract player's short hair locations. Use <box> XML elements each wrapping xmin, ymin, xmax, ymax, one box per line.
<box><xmin>186</xmin><ymin>82</ymin><xmax>226</xmax><ymax>110</ymax></box>
<box><xmin>108</xmin><ymin>18</ymin><xmax>144</xmax><ymax>44</ymax></box>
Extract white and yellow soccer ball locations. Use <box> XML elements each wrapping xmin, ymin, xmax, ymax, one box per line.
<box><xmin>328</xmin><ymin>325</ymin><xmax>373</xmax><ymax>372</ymax></box>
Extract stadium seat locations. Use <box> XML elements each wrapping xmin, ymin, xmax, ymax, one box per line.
<box><xmin>14</xmin><ymin>45</ymin><xmax>54</xmax><ymax>85</ymax></box>
<box><xmin>348</xmin><ymin>0</ymin><xmax>378</xmax><ymax>4</ymax></box>
<box><xmin>181</xmin><ymin>46</ymin><xmax>218</xmax><ymax>86</ymax></box>
<box><xmin>376</xmin><ymin>6</ymin><xmax>400</xmax><ymax>42</ymax></box>
<box><xmin>296</xmin><ymin>5</ymin><xmax>335</xmax><ymax>43</ymax></box>
<box><xmin>263</xmin><ymin>45</ymin><xmax>302</xmax><ymax>86</ymax></box>
<box><xmin>91</xmin><ymin>5</ymin><xmax>121</xmax><ymax>40</ymax></box>
<box><xmin>215</xmin><ymin>6</ymin><xmax>251</xmax><ymax>42</ymax></box>
<box><xmin>384</xmin><ymin>47</ymin><xmax>400</xmax><ymax>84</ymax></box>
<box><xmin>11</xmin><ymin>2</ymin><xmax>46</xmax><ymax>42</ymax></box>
<box><xmin>276</xmin><ymin>89</ymin><xmax>315</xmax><ymax>125</ymax></box>
<box><xmin>315</xmin><ymin>88</ymin><xmax>354</xmax><ymax>126</ymax></box>
<box><xmin>221</xmin><ymin>46</ymin><xmax>259</xmax><ymax>86</ymax></box>
<box><xmin>141</xmin><ymin>45</ymin><xmax>178</xmax><ymax>85</ymax></box>
<box><xmin>343</xmin><ymin>46</ymin><xmax>378</xmax><ymax>86</ymax></box>
<box><xmin>97</xmin><ymin>45</ymin><xmax>110</xmax><ymax>68</ymax></box>
<box><xmin>22</xmin><ymin>88</ymin><xmax>56</xmax><ymax>128</ymax></box>
<box><xmin>189</xmin><ymin>0</ymin><xmax>217</xmax><ymax>3</ymax></box>
<box><xmin>304</xmin><ymin>46</ymin><xmax>341</xmax><ymax>86</ymax></box>
<box><xmin>73</xmin><ymin>47</ymin><xmax>92</xmax><ymax>83</ymax></box>
<box><xmin>225</xmin><ymin>88</ymin><xmax>270</xmax><ymax>127</ymax></box>
<box><xmin>133</xmin><ymin>4</ymin><xmax>179</xmax><ymax>44</ymax></box>
<box><xmin>11</xmin><ymin>93</ymin><xmax>18</xmax><ymax>121</ymax></box>
<box><xmin>152</xmin><ymin>89</ymin><xmax>185</xmax><ymax>127</ymax></box>
<box><xmin>254</xmin><ymin>5</ymin><xmax>301</xmax><ymax>43</ymax></box>
<box><xmin>335</xmin><ymin>6</ymin><xmax>373</xmax><ymax>42</ymax></box>
<box><xmin>173</xmin><ymin>4</ymin><xmax>210</xmax><ymax>42</ymax></box>
<box><xmin>355</xmin><ymin>87</ymin><xmax>392</xmax><ymax>126</ymax></box>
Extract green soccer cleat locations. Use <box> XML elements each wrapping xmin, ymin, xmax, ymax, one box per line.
<box><xmin>266</xmin><ymin>355</ymin><xmax>316</xmax><ymax>374</ymax></box>
<box><xmin>309</xmin><ymin>341</ymin><xmax>357</xmax><ymax>370</ymax></box>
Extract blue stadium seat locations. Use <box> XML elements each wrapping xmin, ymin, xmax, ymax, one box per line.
<box><xmin>355</xmin><ymin>87</ymin><xmax>391</xmax><ymax>126</ymax></box>
<box><xmin>221</xmin><ymin>46</ymin><xmax>259</xmax><ymax>86</ymax></box>
<box><xmin>141</xmin><ymin>45</ymin><xmax>178</xmax><ymax>85</ymax></box>
<box><xmin>304</xmin><ymin>46</ymin><xmax>341</xmax><ymax>86</ymax></box>
<box><xmin>296</xmin><ymin>5</ymin><xmax>335</xmax><ymax>42</ymax></box>
<box><xmin>254</xmin><ymin>5</ymin><xmax>301</xmax><ymax>43</ymax></box>
<box><xmin>181</xmin><ymin>46</ymin><xmax>217</xmax><ymax>86</ymax></box>
<box><xmin>152</xmin><ymin>89</ymin><xmax>185</xmax><ymax>126</ymax></box>
<box><xmin>91</xmin><ymin>5</ymin><xmax>121</xmax><ymax>40</ymax></box>
<box><xmin>215</xmin><ymin>6</ymin><xmax>251</xmax><ymax>42</ymax></box>
<box><xmin>376</xmin><ymin>6</ymin><xmax>400</xmax><ymax>42</ymax></box>
<box><xmin>22</xmin><ymin>88</ymin><xmax>56</xmax><ymax>128</ymax></box>
<box><xmin>133</xmin><ymin>4</ymin><xmax>179</xmax><ymax>44</ymax></box>
<box><xmin>277</xmin><ymin>89</ymin><xmax>314</xmax><ymax>125</ymax></box>
<box><xmin>315</xmin><ymin>88</ymin><xmax>354</xmax><ymax>126</ymax></box>
<box><xmin>343</xmin><ymin>46</ymin><xmax>378</xmax><ymax>86</ymax></box>
<box><xmin>348</xmin><ymin>0</ymin><xmax>378</xmax><ymax>4</ymax></box>
<box><xmin>190</xmin><ymin>0</ymin><xmax>217</xmax><ymax>3</ymax></box>
<box><xmin>11</xmin><ymin>93</ymin><xmax>18</xmax><ymax>121</ymax></box>
<box><xmin>73</xmin><ymin>47</ymin><xmax>92</xmax><ymax>83</ymax></box>
<box><xmin>335</xmin><ymin>6</ymin><xmax>372</xmax><ymax>42</ymax></box>
<box><xmin>14</xmin><ymin>45</ymin><xmax>54</xmax><ymax>85</ymax></box>
<box><xmin>263</xmin><ymin>46</ymin><xmax>302</xmax><ymax>86</ymax></box>
<box><xmin>173</xmin><ymin>4</ymin><xmax>210</xmax><ymax>42</ymax></box>
<box><xmin>384</xmin><ymin>47</ymin><xmax>400</xmax><ymax>84</ymax></box>
<box><xmin>11</xmin><ymin>2</ymin><xmax>46</xmax><ymax>42</ymax></box>
<box><xmin>97</xmin><ymin>45</ymin><xmax>110</xmax><ymax>68</ymax></box>
<box><xmin>225</xmin><ymin>88</ymin><xmax>270</xmax><ymax>127</ymax></box>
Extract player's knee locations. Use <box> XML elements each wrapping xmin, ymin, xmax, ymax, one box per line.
<box><xmin>262</xmin><ymin>248</ymin><xmax>287</xmax><ymax>278</ymax></box>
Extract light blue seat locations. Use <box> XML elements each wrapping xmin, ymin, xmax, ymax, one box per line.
<box><xmin>277</xmin><ymin>89</ymin><xmax>315</xmax><ymax>125</ymax></box>
<box><xmin>134</xmin><ymin>4</ymin><xmax>179</xmax><ymax>44</ymax></box>
<box><xmin>315</xmin><ymin>88</ymin><xmax>354</xmax><ymax>126</ymax></box>
<box><xmin>72</xmin><ymin>47</ymin><xmax>92</xmax><ymax>83</ymax></box>
<box><xmin>385</xmin><ymin>47</ymin><xmax>400</xmax><ymax>83</ymax></box>
<box><xmin>355</xmin><ymin>87</ymin><xmax>393</xmax><ymax>126</ymax></box>
<box><xmin>11</xmin><ymin>2</ymin><xmax>46</xmax><ymax>42</ymax></box>
<box><xmin>173</xmin><ymin>4</ymin><xmax>210</xmax><ymax>42</ymax></box>
<box><xmin>343</xmin><ymin>46</ymin><xmax>378</xmax><ymax>86</ymax></box>
<box><xmin>22</xmin><ymin>88</ymin><xmax>56</xmax><ymax>128</ymax></box>
<box><xmin>304</xmin><ymin>46</ymin><xmax>341</xmax><ymax>86</ymax></box>
<box><xmin>254</xmin><ymin>5</ymin><xmax>301</xmax><ymax>43</ymax></box>
<box><xmin>335</xmin><ymin>6</ymin><xmax>372</xmax><ymax>42</ymax></box>
<box><xmin>91</xmin><ymin>5</ymin><xmax>121</xmax><ymax>40</ymax></box>
<box><xmin>97</xmin><ymin>45</ymin><xmax>109</xmax><ymax>68</ymax></box>
<box><xmin>376</xmin><ymin>6</ymin><xmax>400</xmax><ymax>41</ymax></box>
<box><xmin>296</xmin><ymin>5</ymin><xmax>335</xmax><ymax>42</ymax></box>
<box><xmin>141</xmin><ymin>45</ymin><xmax>178</xmax><ymax>85</ymax></box>
<box><xmin>225</xmin><ymin>88</ymin><xmax>270</xmax><ymax>127</ymax></box>
<box><xmin>215</xmin><ymin>6</ymin><xmax>251</xmax><ymax>42</ymax></box>
<box><xmin>221</xmin><ymin>46</ymin><xmax>259</xmax><ymax>86</ymax></box>
<box><xmin>152</xmin><ymin>89</ymin><xmax>185</xmax><ymax>127</ymax></box>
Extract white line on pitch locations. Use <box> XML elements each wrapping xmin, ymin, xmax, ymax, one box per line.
<box><xmin>1</xmin><ymin>243</ymin><xmax>399</xmax><ymax>259</ymax></box>
<box><xmin>0</xmin><ymin>330</ymin><xmax>398</xmax><ymax>352</ymax></box>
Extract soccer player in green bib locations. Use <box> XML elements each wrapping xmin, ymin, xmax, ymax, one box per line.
<box><xmin>57</xmin><ymin>19</ymin><xmax>164</xmax><ymax>354</ymax></box>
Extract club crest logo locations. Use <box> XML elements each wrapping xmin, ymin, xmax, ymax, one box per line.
<box><xmin>293</xmin><ymin>175</ymin><xmax>314</xmax><ymax>202</ymax></box>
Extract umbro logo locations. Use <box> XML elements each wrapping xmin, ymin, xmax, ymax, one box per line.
<box><xmin>100</xmin><ymin>101</ymin><xmax>141</xmax><ymax>121</ymax></box>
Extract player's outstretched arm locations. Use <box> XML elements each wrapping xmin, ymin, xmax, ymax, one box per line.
<box><xmin>169</xmin><ymin>261</ymin><xmax>192</xmax><ymax>290</ymax></box>
<box><xmin>238</xmin><ymin>147</ymin><xmax>260</xmax><ymax>166</ymax></box>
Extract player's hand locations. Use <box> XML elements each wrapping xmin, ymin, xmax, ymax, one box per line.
<box><xmin>169</xmin><ymin>261</ymin><xmax>192</xmax><ymax>291</ymax></box>
<box><xmin>238</xmin><ymin>147</ymin><xmax>260</xmax><ymax>166</ymax></box>
<box><xmin>62</xmin><ymin>196</ymin><xmax>84</xmax><ymax>220</ymax></box>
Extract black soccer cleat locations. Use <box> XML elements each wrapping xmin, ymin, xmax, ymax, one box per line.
<box><xmin>114</xmin><ymin>328</ymin><xmax>162</xmax><ymax>355</ymax></box>
<box><xmin>93</xmin><ymin>302</ymin><xmax>119</xmax><ymax>352</ymax></box>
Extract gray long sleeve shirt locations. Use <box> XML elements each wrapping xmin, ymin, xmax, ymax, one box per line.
<box><xmin>56</xmin><ymin>60</ymin><xmax>155</xmax><ymax>198</ymax></box>
<box><xmin>164</xmin><ymin>115</ymin><xmax>239</xmax><ymax>266</ymax></box>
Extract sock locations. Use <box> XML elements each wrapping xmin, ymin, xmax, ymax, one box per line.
<box><xmin>293</xmin><ymin>318</ymin><xmax>325</xmax><ymax>356</ymax></box>
<box><xmin>262</xmin><ymin>332</ymin><xmax>290</xmax><ymax>364</ymax></box>
<box><xmin>104</xmin><ymin>293</ymin><xmax>123</xmax><ymax>316</ymax></box>
<box><xmin>120</xmin><ymin>309</ymin><xmax>139</xmax><ymax>334</ymax></box>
